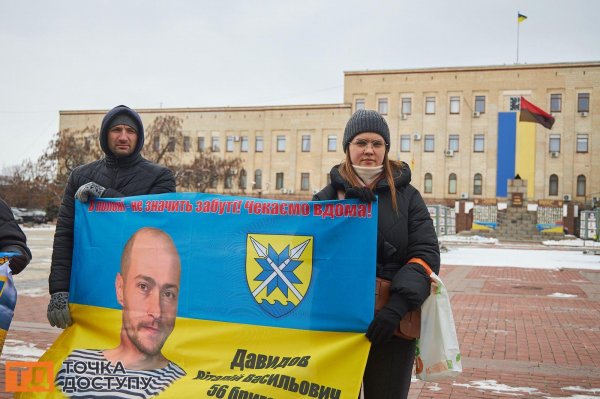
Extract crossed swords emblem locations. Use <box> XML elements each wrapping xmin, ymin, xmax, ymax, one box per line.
<box><xmin>250</xmin><ymin>237</ymin><xmax>310</xmax><ymax>301</ymax></box>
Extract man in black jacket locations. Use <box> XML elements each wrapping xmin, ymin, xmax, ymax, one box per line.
<box><xmin>47</xmin><ymin>105</ymin><xmax>176</xmax><ymax>329</ymax></box>
<box><xmin>0</xmin><ymin>198</ymin><xmax>32</xmax><ymax>274</ymax></box>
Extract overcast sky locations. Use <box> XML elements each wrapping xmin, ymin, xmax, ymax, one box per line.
<box><xmin>1</xmin><ymin>0</ymin><xmax>599</xmax><ymax>170</ymax></box>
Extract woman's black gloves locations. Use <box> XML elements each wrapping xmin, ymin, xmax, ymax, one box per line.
<box><xmin>366</xmin><ymin>305</ymin><xmax>401</xmax><ymax>345</ymax></box>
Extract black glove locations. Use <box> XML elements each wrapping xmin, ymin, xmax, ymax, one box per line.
<box><xmin>75</xmin><ymin>182</ymin><xmax>106</xmax><ymax>202</ymax></box>
<box><xmin>47</xmin><ymin>292</ymin><xmax>73</xmax><ymax>328</ymax></box>
<box><xmin>366</xmin><ymin>306</ymin><xmax>402</xmax><ymax>345</ymax></box>
<box><xmin>345</xmin><ymin>187</ymin><xmax>376</xmax><ymax>203</ymax></box>
<box><xmin>8</xmin><ymin>254</ymin><xmax>29</xmax><ymax>275</ymax></box>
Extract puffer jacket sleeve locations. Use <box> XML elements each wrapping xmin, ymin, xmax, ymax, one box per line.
<box><xmin>147</xmin><ymin>167</ymin><xmax>176</xmax><ymax>194</ymax></box>
<box><xmin>389</xmin><ymin>187</ymin><xmax>440</xmax><ymax>314</ymax></box>
<box><xmin>49</xmin><ymin>170</ymin><xmax>79</xmax><ymax>294</ymax></box>
<box><xmin>0</xmin><ymin>199</ymin><xmax>32</xmax><ymax>260</ymax></box>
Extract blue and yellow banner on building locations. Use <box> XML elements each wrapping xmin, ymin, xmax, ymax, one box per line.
<box><xmin>23</xmin><ymin>193</ymin><xmax>377</xmax><ymax>398</ymax></box>
<box><xmin>497</xmin><ymin>111</ymin><xmax>537</xmax><ymax>198</ymax></box>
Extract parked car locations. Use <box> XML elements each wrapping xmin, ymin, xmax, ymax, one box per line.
<box><xmin>21</xmin><ymin>209</ymin><xmax>48</xmax><ymax>224</ymax></box>
<box><xmin>11</xmin><ymin>207</ymin><xmax>24</xmax><ymax>224</ymax></box>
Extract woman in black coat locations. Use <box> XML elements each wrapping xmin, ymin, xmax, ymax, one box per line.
<box><xmin>313</xmin><ymin>110</ymin><xmax>440</xmax><ymax>399</ymax></box>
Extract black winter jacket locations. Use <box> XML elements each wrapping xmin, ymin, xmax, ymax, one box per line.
<box><xmin>0</xmin><ymin>198</ymin><xmax>32</xmax><ymax>273</ymax></box>
<box><xmin>313</xmin><ymin>162</ymin><xmax>440</xmax><ymax>318</ymax></box>
<box><xmin>49</xmin><ymin>106</ymin><xmax>176</xmax><ymax>294</ymax></box>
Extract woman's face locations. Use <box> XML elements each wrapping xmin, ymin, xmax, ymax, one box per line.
<box><xmin>348</xmin><ymin>132</ymin><xmax>387</xmax><ymax>167</ymax></box>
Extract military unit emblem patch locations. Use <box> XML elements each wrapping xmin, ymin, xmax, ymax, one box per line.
<box><xmin>245</xmin><ymin>234</ymin><xmax>313</xmax><ymax>318</ymax></box>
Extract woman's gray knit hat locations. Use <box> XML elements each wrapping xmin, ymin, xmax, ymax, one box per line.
<box><xmin>342</xmin><ymin>109</ymin><xmax>390</xmax><ymax>153</ymax></box>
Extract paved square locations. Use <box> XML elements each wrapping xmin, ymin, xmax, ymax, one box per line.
<box><xmin>2</xmin><ymin>228</ymin><xmax>599</xmax><ymax>398</ymax></box>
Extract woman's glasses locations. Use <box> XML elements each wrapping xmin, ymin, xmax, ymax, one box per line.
<box><xmin>350</xmin><ymin>139</ymin><xmax>388</xmax><ymax>150</ymax></box>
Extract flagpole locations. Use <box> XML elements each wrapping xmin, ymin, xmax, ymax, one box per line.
<box><xmin>516</xmin><ymin>12</ymin><xmax>520</xmax><ymax>64</ymax></box>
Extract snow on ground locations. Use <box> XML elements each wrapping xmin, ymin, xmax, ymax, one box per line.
<box><xmin>442</xmin><ymin>247</ymin><xmax>600</xmax><ymax>270</ymax></box>
<box><xmin>1</xmin><ymin>339</ymin><xmax>47</xmax><ymax>361</ymax></box>
<box><xmin>451</xmin><ymin>380</ymin><xmax>600</xmax><ymax>398</ymax></box>
<box><xmin>548</xmin><ymin>293</ymin><xmax>578</xmax><ymax>298</ymax></box>
<box><xmin>543</xmin><ymin>238</ymin><xmax>600</xmax><ymax>248</ymax></box>
<box><xmin>440</xmin><ymin>234</ymin><xmax>600</xmax><ymax>248</ymax></box>
<box><xmin>439</xmin><ymin>235</ymin><xmax>499</xmax><ymax>244</ymax></box>
<box><xmin>453</xmin><ymin>380</ymin><xmax>540</xmax><ymax>395</ymax></box>
<box><xmin>21</xmin><ymin>224</ymin><xmax>55</xmax><ymax>231</ymax></box>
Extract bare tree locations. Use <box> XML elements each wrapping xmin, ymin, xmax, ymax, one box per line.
<box><xmin>2</xmin><ymin>116</ymin><xmax>245</xmax><ymax>217</ymax></box>
<box><xmin>143</xmin><ymin>115</ymin><xmax>183</xmax><ymax>165</ymax></box>
<box><xmin>143</xmin><ymin>115</ymin><xmax>244</xmax><ymax>191</ymax></box>
<box><xmin>36</xmin><ymin>127</ymin><xmax>102</xmax><ymax>204</ymax></box>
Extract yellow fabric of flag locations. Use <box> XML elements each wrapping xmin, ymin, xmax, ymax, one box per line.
<box><xmin>518</xmin><ymin>13</ymin><xmax>527</xmax><ymax>23</ymax></box>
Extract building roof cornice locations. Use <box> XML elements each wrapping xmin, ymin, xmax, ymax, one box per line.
<box><xmin>60</xmin><ymin>103</ymin><xmax>350</xmax><ymax>116</ymax></box>
<box><xmin>344</xmin><ymin>61</ymin><xmax>600</xmax><ymax>76</ymax></box>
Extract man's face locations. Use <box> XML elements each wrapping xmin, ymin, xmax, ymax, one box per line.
<box><xmin>116</xmin><ymin>240</ymin><xmax>180</xmax><ymax>357</ymax></box>
<box><xmin>107</xmin><ymin>124</ymin><xmax>138</xmax><ymax>157</ymax></box>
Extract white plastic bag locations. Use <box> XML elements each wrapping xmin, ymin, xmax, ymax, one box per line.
<box><xmin>415</xmin><ymin>272</ymin><xmax>462</xmax><ymax>381</ymax></box>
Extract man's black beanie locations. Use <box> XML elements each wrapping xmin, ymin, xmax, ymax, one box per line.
<box><xmin>342</xmin><ymin>109</ymin><xmax>390</xmax><ymax>153</ymax></box>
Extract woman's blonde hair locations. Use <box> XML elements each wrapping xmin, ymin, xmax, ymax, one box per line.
<box><xmin>338</xmin><ymin>151</ymin><xmax>403</xmax><ymax>211</ymax></box>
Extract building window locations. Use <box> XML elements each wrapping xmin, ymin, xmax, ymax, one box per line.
<box><xmin>549</xmin><ymin>134</ymin><xmax>561</xmax><ymax>153</ymax></box>
<box><xmin>475</xmin><ymin>96</ymin><xmax>486</xmax><ymax>113</ymax></box>
<box><xmin>401</xmin><ymin>98</ymin><xmax>412</xmax><ymax>115</ymax></box>
<box><xmin>197</xmin><ymin>137</ymin><xmax>205</xmax><ymax>152</ymax></box>
<box><xmin>275</xmin><ymin>172</ymin><xmax>284</xmax><ymax>189</ymax></box>
<box><xmin>578</xmin><ymin>93</ymin><xmax>590</xmax><ymax>112</ymax></box>
<box><xmin>301</xmin><ymin>173</ymin><xmax>310</xmax><ymax>191</ymax></box>
<box><xmin>255</xmin><ymin>136</ymin><xmax>264</xmax><ymax>152</ymax></box>
<box><xmin>425</xmin><ymin>97</ymin><xmax>436</xmax><ymax>114</ymax></box>
<box><xmin>276</xmin><ymin>135</ymin><xmax>286</xmax><ymax>152</ymax></box>
<box><xmin>549</xmin><ymin>174</ymin><xmax>558</xmax><ymax>196</ymax></box>
<box><xmin>211</xmin><ymin>136</ymin><xmax>220</xmax><ymax>152</ymax></box>
<box><xmin>183</xmin><ymin>136</ymin><xmax>191</xmax><ymax>152</ymax></box>
<box><xmin>240</xmin><ymin>136</ymin><xmax>248</xmax><ymax>152</ymax></box>
<box><xmin>328</xmin><ymin>135</ymin><xmax>337</xmax><ymax>152</ymax></box>
<box><xmin>400</xmin><ymin>135</ymin><xmax>411</xmax><ymax>152</ymax></box>
<box><xmin>210</xmin><ymin>174</ymin><xmax>218</xmax><ymax>189</ymax></box>
<box><xmin>473</xmin><ymin>173</ymin><xmax>483</xmax><ymax>195</ymax></box>
<box><xmin>449</xmin><ymin>96</ymin><xmax>460</xmax><ymax>114</ymax></box>
<box><xmin>424</xmin><ymin>135</ymin><xmax>435</xmax><ymax>152</ymax></box>
<box><xmin>448</xmin><ymin>135</ymin><xmax>459</xmax><ymax>152</ymax></box>
<box><xmin>153</xmin><ymin>136</ymin><xmax>160</xmax><ymax>152</ymax></box>
<box><xmin>224</xmin><ymin>171</ymin><xmax>233</xmax><ymax>189</ymax></box>
<box><xmin>226</xmin><ymin>136</ymin><xmax>234</xmax><ymax>152</ymax></box>
<box><xmin>167</xmin><ymin>137</ymin><xmax>175</xmax><ymax>152</ymax></box>
<box><xmin>355</xmin><ymin>98</ymin><xmax>365</xmax><ymax>111</ymax></box>
<box><xmin>239</xmin><ymin>169</ymin><xmax>247</xmax><ymax>190</ymax></box>
<box><xmin>474</xmin><ymin>134</ymin><xmax>485</xmax><ymax>152</ymax></box>
<box><xmin>301</xmin><ymin>135</ymin><xmax>311</xmax><ymax>152</ymax></box>
<box><xmin>84</xmin><ymin>137</ymin><xmax>91</xmax><ymax>151</ymax></box>
<box><xmin>550</xmin><ymin>94</ymin><xmax>562</xmax><ymax>113</ymax></box>
<box><xmin>448</xmin><ymin>173</ymin><xmax>457</xmax><ymax>194</ymax></box>
<box><xmin>577</xmin><ymin>175</ymin><xmax>586</xmax><ymax>197</ymax></box>
<box><xmin>378</xmin><ymin>98</ymin><xmax>388</xmax><ymax>115</ymax></box>
<box><xmin>424</xmin><ymin>173</ymin><xmax>433</xmax><ymax>193</ymax></box>
<box><xmin>254</xmin><ymin>170</ymin><xmax>262</xmax><ymax>189</ymax></box>
<box><xmin>577</xmin><ymin>134</ymin><xmax>589</xmax><ymax>153</ymax></box>
<box><xmin>509</xmin><ymin>96</ymin><xmax>520</xmax><ymax>111</ymax></box>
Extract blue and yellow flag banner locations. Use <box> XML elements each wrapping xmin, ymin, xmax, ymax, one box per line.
<box><xmin>25</xmin><ymin>193</ymin><xmax>377</xmax><ymax>398</ymax></box>
<box><xmin>0</xmin><ymin>252</ymin><xmax>18</xmax><ymax>355</ymax></box>
<box><xmin>518</xmin><ymin>13</ymin><xmax>527</xmax><ymax>23</ymax></box>
<box><xmin>496</xmin><ymin>112</ymin><xmax>537</xmax><ymax>198</ymax></box>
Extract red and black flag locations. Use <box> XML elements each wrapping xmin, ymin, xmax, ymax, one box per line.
<box><xmin>519</xmin><ymin>96</ymin><xmax>555</xmax><ymax>129</ymax></box>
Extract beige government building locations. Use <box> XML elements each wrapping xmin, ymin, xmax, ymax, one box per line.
<box><xmin>59</xmin><ymin>61</ymin><xmax>599</xmax><ymax>207</ymax></box>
